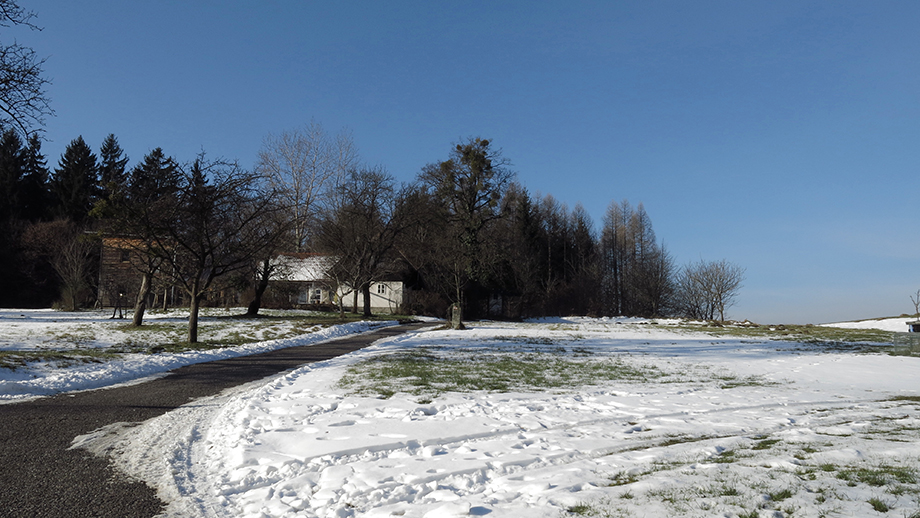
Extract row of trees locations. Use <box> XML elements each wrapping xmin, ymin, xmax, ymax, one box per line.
<box><xmin>0</xmin><ymin>117</ymin><xmax>745</xmax><ymax>339</ymax></box>
<box><xmin>0</xmin><ymin>131</ymin><xmax>115</xmax><ymax>308</ymax></box>
<box><xmin>404</xmin><ymin>138</ymin><xmax>744</xmax><ymax>322</ymax></box>
<box><xmin>259</xmin><ymin>131</ymin><xmax>745</xmax><ymax>324</ymax></box>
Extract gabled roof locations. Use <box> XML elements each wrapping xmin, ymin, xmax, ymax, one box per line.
<box><xmin>271</xmin><ymin>253</ymin><xmax>335</xmax><ymax>282</ymax></box>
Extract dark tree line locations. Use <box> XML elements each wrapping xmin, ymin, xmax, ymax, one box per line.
<box><xmin>0</xmin><ymin>128</ymin><xmax>284</xmax><ymax>343</ymax></box>
<box><xmin>0</xmin><ymin>130</ymin><xmax>101</xmax><ymax>308</ymax></box>
<box><xmin>0</xmin><ymin>124</ymin><xmax>745</xmax><ymax>333</ymax></box>
<box><xmin>304</xmin><ymin>136</ymin><xmax>743</xmax><ymax>326</ymax></box>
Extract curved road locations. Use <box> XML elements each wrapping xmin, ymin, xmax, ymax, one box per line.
<box><xmin>0</xmin><ymin>321</ymin><xmax>432</xmax><ymax>518</ymax></box>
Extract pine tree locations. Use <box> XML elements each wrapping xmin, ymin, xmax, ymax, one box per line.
<box><xmin>0</xmin><ymin>127</ymin><xmax>24</xmax><ymax>222</ymax></box>
<box><xmin>127</xmin><ymin>147</ymin><xmax>178</xmax><ymax>204</ymax></box>
<box><xmin>19</xmin><ymin>133</ymin><xmax>50</xmax><ymax>221</ymax></box>
<box><xmin>51</xmin><ymin>136</ymin><xmax>98</xmax><ymax>223</ymax></box>
<box><xmin>98</xmin><ymin>134</ymin><xmax>128</xmax><ymax>203</ymax></box>
<box><xmin>108</xmin><ymin>147</ymin><xmax>178</xmax><ymax>327</ymax></box>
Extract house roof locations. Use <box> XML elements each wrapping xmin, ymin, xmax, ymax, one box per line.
<box><xmin>271</xmin><ymin>253</ymin><xmax>335</xmax><ymax>282</ymax></box>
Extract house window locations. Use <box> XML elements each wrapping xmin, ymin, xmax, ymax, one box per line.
<box><xmin>120</xmin><ymin>249</ymin><xmax>131</xmax><ymax>263</ymax></box>
<box><xmin>377</xmin><ymin>284</ymin><xmax>387</xmax><ymax>294</ymax></box>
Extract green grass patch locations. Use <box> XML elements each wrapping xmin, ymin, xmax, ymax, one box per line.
<box><xmin>0</xmin><ymin>349</ymin><xmax>122</xmax><ymax>370</ymax></box>
<box><xmin>836</xmin><ymin>465</ymin><xmax>917</xmax><ymax>487</ymax></box>
<box><xmin>769</xmin><ymin>488</ymin><xmax>794</xmax><ymax>502</ymax></box>
<box><xmin>337</xmin><ymin>348</ymin><xmax>666</xmax><ymax>399</ymax></box>
<box><xmin>676</xmin><ymin>321</ymin><xmax>898</xmax><ymax>350</ymax></box>
<box><xmin>868</xmin><ymin>497</ymin><xmax>890</xmax><ymax>512</ymax></box>
<box><xmin>751</xmin><ymin>438</ymin><xmax>782</xmax><ymax>450</ymax></box>
<box><xmin>710</xmin><ymin>450</ymin><xmax>738</xmax><ymax>464</ymax></box>
<box><xmin>887</xmin><ymin>395</ymin><xmax>920</xmax><ymax>404</ymax></box>
<box><xmin>715</xmin><ymin>372</ymin><xmax>778</xmax><ymax>389</ymax></box>
<box><xmin>607</xmin><ymin>470</ymin><xmax>647</xmax><ymax>487</ymax></box>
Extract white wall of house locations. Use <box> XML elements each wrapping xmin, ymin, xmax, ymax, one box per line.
<box><xmin>295</xmin><ymin>282</ymin><xmax>332</xmax><ymax>305</ymax></box>
<box><xmin>336</xmin><ymin>281</ymin><xmax>405</xmax><ymax>313</ymax></box>
<box><xmin>268</xmin><ymin>254</ymin><xmax>406</xmax><ymax>312</ymax></box>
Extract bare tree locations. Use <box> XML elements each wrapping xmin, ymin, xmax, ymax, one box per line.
<box><xmin>243</xmin><ymin>196</ymin><xmax>292</xmax><ymax>316</ymax></box>
<box><xmin>676</xmin><ymin>259</ymin><xmax>745</xmax><ymax>321</ymax></box>
<box><xmin>910</xmin><ymin>289</ymin><xmax>920</xmax><ymax>320</ymax></box>
<box><xmin>598</xmin><ymin>200</ymin><xmax>674</xmax><ymax>317</ymax></box>
<box><xmin>256</xmin><ymin>121</ymin><xmax>358</xmax><ymax>252</ymax></box>
<box><xmin>0</xmin><ymin>0</ymin><xmax>52</xmax><ymax>137</ymax></box>
<box><xmin>135</xmin><ymin>154</ymin><xmax>281</xmax><ymax>342</ymax></box>
<box><xmin>22</xmin><ymin>219</ymin><xmax>96</xmax><ymax>311</ymax></box>
<box><xmin>317</xmin><ymin>166</ymin><xmax>410</xmax><ymax>317</ymax></box>
<box><xmin>98</xmin><ymin>148</ymin><xmax>180</xmax><ymax>326</ymax></box>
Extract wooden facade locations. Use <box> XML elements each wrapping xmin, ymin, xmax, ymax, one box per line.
<box><xmin>97</xmin><ymin>236</ymin><xmax>144</xmax><ymax>308</ymax></box>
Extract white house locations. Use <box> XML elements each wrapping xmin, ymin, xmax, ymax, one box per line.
<box><xmin>270</xmin><ymin>253</ymin><xmax>336</xmax><ymax>306</ymax></box>
<box><xmin>270</xmin><ymin>253</ymin><xmax>408</xmax><ymax>313</ymax></box>
<box><xmin>336</xmin><ymin>280</ymin><xmax>407</xmax><ymax>314</ymax></box>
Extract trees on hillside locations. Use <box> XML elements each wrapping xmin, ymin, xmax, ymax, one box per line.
<box><xmin>0</xmin><ymin>128</ymin><xmax>51</xmax><ymax>307</ymax></box>
<box><xmin>97</xmin><ymin>134</ymin><xmax>128</xmax><ymax>204</ymax></box>
<box><xmin>0</xmin><ymin>122</ymin><xmax>748</xmax><ymax>325</ymax></box>
<box><xmin>0</xmin><ymin>127</ymin><xmax>24</xmax><ymax>221</ymax></box>
<box><xmin>18</xmin><ymin>133</ymin><xmax>49</xmax><ymax>221</ymax></box>
<box><xmin>380</xmin><ymin>137</ymin><xmax>746</xmax><ymax>323</ymax></box>
<box><xmin>599</xmin><ymin>200</ymin><xmax>675</xmax><ymax>317</ymax></box>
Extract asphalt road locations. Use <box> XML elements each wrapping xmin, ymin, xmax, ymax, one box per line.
<box><xmin>0</xmin><ymin>321</ymin><xmax>432</xmax><ymax>518</ymax></box>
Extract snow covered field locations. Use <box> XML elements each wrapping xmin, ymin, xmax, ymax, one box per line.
<box><xmin>3</xmin><ymin>311</ymin><xmax>920</xmax><ymax>517</ymax></box>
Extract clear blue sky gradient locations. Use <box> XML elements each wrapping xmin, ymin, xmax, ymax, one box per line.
<box><xmin>18</xmin><ymin>1</ymin><xmax>920</xmax><ymax>324</ymax></box>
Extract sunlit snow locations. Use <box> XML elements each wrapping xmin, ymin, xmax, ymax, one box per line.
<box><xmin>3</xmin><ymin>310</ymin><xmax>920</xmax><ymax>517</ymax></box>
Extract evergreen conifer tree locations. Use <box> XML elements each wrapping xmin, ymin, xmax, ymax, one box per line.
<box><xmin>127</xmin><ymin>147</ymin><xmax>178</xmax><ymax>204</ymax></box>
<box><xmin>19</xmin><ymin>133</ymin><xmax>50</xmax><ymax>221</ymax></box>
<box><xmin>51</xmin><ymin>136</ymin><xmax>98</xmax><ymax>222</ymax></box>
<box><xmin>98</xmin><ymin>133</ymin><xmax>128</xmax><ymax>203</ymax></box>
<box><xmin>0</xmin><ymin>128</ymin><xmax>24</xmax><ymax>222</ymax></box>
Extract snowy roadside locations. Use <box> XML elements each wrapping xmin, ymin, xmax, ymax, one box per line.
<box><xmin>0</xmin><ymin>308</ymin><xmax>398</xmax><ymax>403</ymax></box>
<box><xmin>70</xmin><ymin>317</ymin><xmax>920</xmax><ymax>518</ymax></box>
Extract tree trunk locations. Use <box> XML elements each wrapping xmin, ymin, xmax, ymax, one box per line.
<box><xmin>131</xmin><ymin>272</ymin><xmax>153</xmax><ymax>327</ymax></box>
<box><xmin>362</xmin><ymin>282</ymin><xmax>372</xmax><ymax>317</ymax></box>
<box><xmin>336</xmin><ymin>284</ymin><xmax>346</xmax><ymax>317</ymax></box>
<box><xmin>246</xmin><ymin>258</ymin><xmax>271</xmax><ymax>317</ymax></box>
<box><xmin>188</xmin><ymin>293</ymin><xmax>201</xmax><ymax>343</ymax></box>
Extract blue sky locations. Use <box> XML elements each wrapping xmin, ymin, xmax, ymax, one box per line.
<box><xmin>18</xmin><ymin>0</ymin><xmax>920</xmax><ymax>324</ymax></box>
